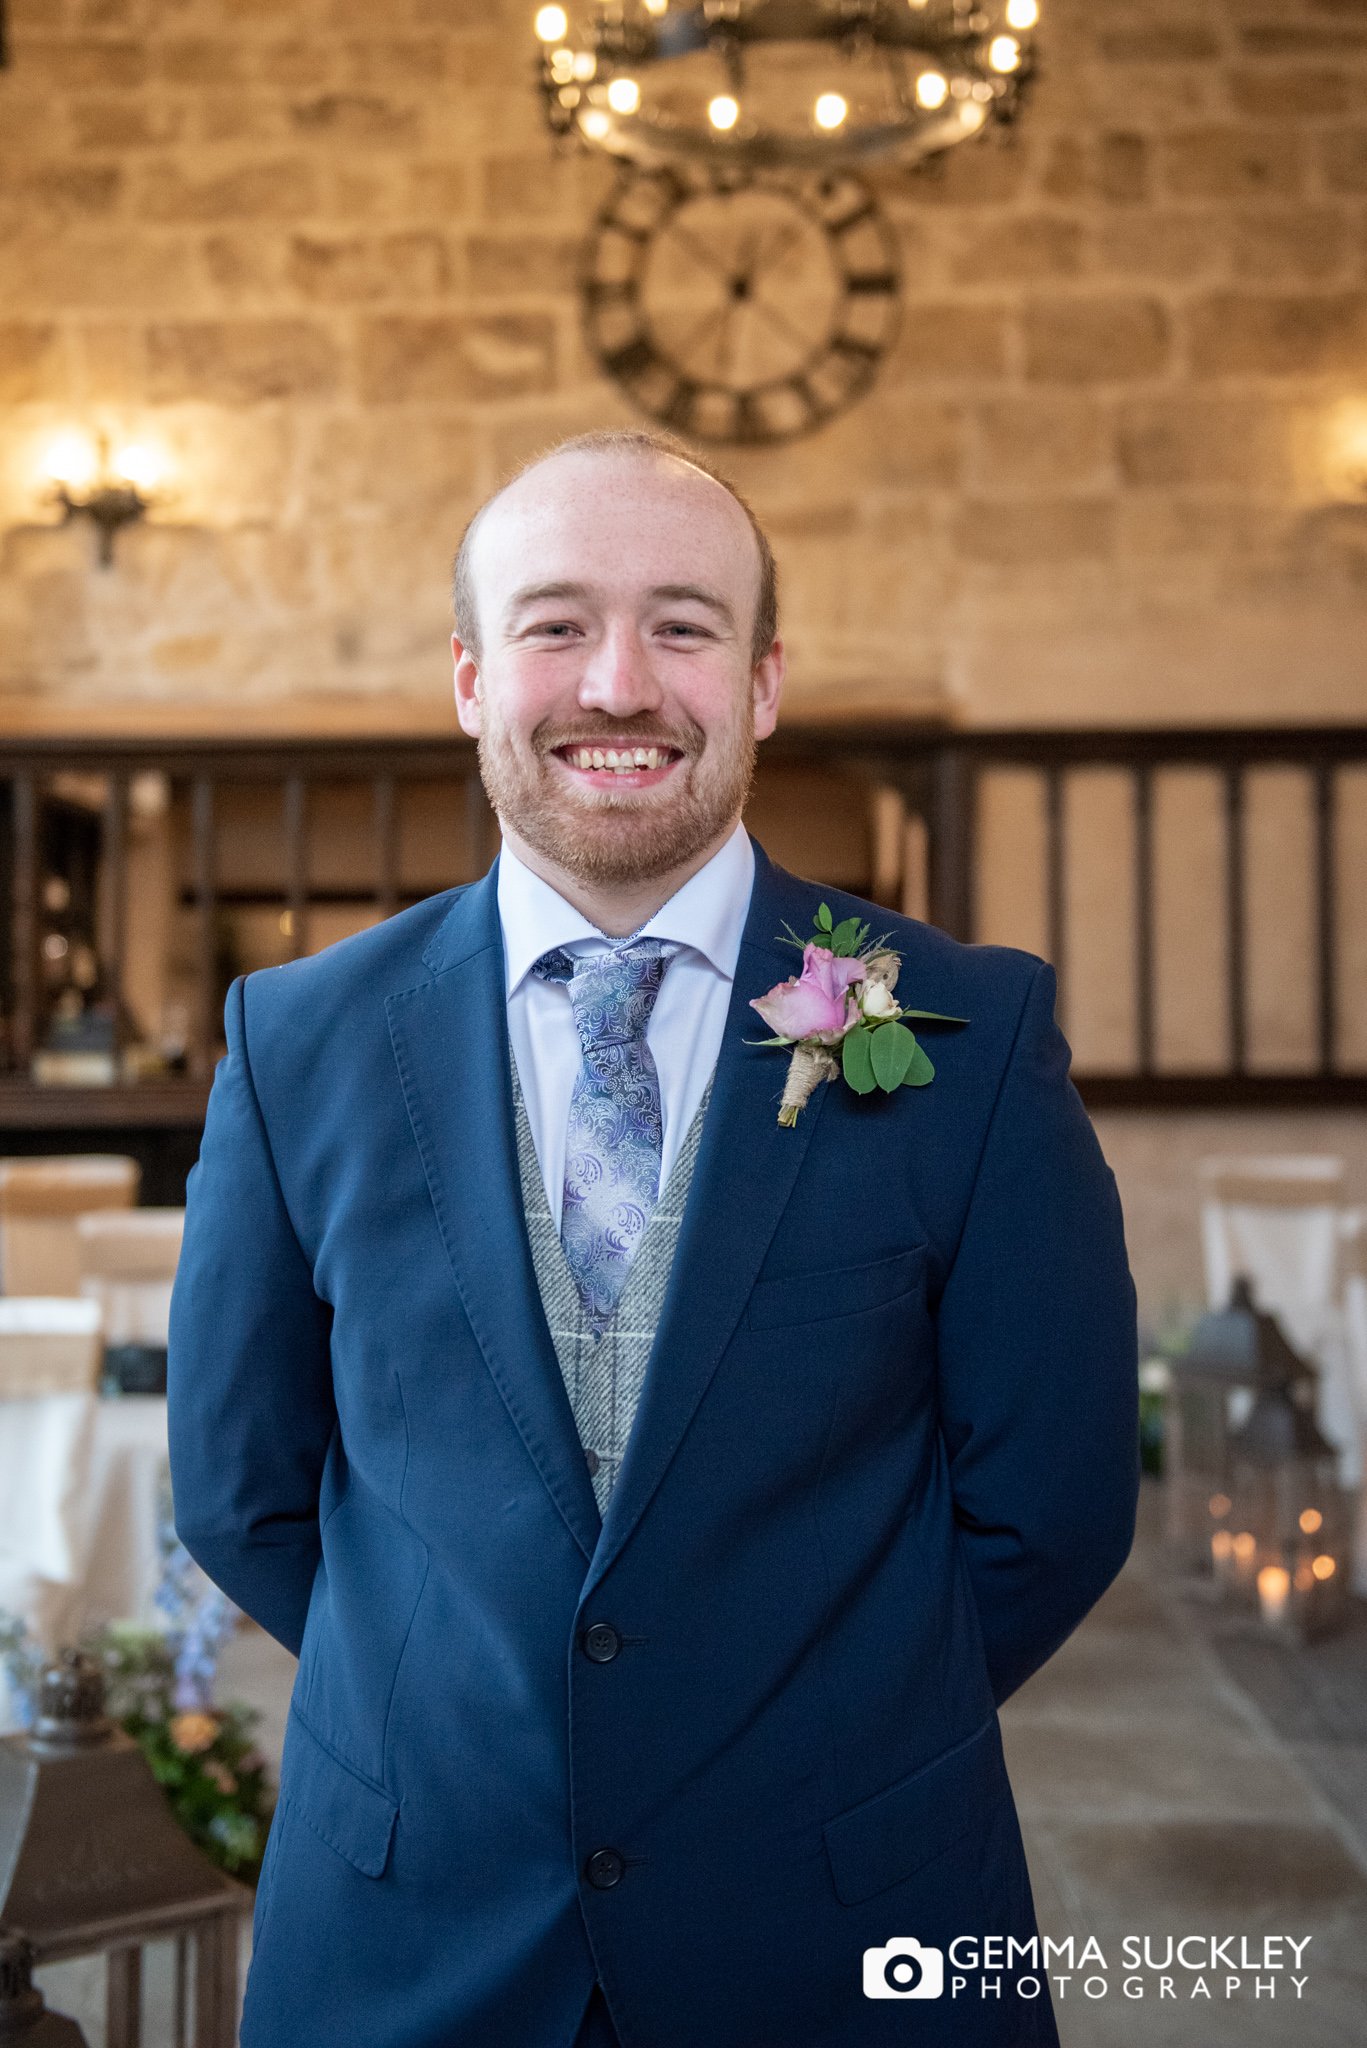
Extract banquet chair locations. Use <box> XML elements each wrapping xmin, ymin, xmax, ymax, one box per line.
<box><xmin>0</xmin><ymin>1156</ymin><xmax>140</xmax><ymax>1297</ymax></box>
<box><xmin>76</xmin><ymin>1206</ymin><xmax>185</xmax><ymax>1348</ymax></box>
<box><xmin>1198</xmin><ymin>1153</ymin><xmax>1357</xmax><ymax>1484</ymax></box>
<box><xmin>0</xmin><ymin>1298</ymin><xmax>105</xmax><ymax>1725</ymax></box>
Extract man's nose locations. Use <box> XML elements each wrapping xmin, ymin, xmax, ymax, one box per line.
<box><xmin>576</xmin><ymin>622</ymin><xmax>663</xmax><ymax>717</ymax></box>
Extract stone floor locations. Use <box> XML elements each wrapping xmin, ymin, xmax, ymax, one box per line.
<box><xmin>34</xmin><ymin>1478</ymin><xmax>1367</xmax><ymax>2046</ymax></box>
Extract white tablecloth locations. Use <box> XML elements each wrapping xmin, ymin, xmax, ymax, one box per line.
<box><xmin>0</xmin><ymin>1393</ymin><xmax>169</xmax><ymax>1730</ymax></box>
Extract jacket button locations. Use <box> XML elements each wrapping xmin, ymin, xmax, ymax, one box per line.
<box><xmin>582</xmin><ymin>1622</ymin><xmax>622</xmax><ymax>1663</ymax></box>
<box><xmin>585</xmin><ymin>1848</ymin><xmax>625</xmax><ymax>1890</ymax></box>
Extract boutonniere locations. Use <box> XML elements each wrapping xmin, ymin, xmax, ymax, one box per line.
<box><xmin>748</xmin><ymin>903</ymin><xmax>968</xmax><ymax>1127</ymax></box>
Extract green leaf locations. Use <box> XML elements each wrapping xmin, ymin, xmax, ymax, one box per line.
<box><xmin>830</xmin><ymin>916</ymin><xmax>863</xmax><ymax>957</ymax></box>
<box><xmin>869</xmin><ymin>1019</ymin><xmax>917</xmax><ymax>1091</ymax></box>
<box><xmin>896</xmin><ymin>1009</ymin><xmax>969</xmax><ymax>1024</ymax></box>
<box><xmin>841</xmin><ymin>1026</ymin><xmax>877</xmax><ymax>1094</ymax></box>
<box><xmin>815</xmin><ymin>902</ymin><xmax>833</xmax><ymax>931</ymax></box>
<box><xmin>904</xmin><ymin>1039</ymin><xmax>936</xmax><ymax>1086</ymax></box>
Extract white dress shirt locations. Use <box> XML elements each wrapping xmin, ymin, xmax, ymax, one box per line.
<box><xmin>497</xmin><ymin>821</ymin><xmax>755</xmax><ymax>1232</ymax></box>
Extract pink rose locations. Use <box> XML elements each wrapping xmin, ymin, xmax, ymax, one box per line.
<box><xmin>750</xmin><ymin>943</ymin><xmax>866</xmax><ymax>1044</ymax></box>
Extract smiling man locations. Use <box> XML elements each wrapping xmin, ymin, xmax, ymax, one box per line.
<box><xmin>168</xmin><ymin>428</ymin><xmax>1140</xmax><ymax>2048</ymax></box>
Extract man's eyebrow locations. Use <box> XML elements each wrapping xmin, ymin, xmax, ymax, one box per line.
<box><xmin>648</xmin><ymin>583</ymin><xmax>736</xmax><ymax>627</ymax></box>
<box><xmin>503</xmin><ymin>580</ymin><xmax>737</xmax><ymax>628</ymax></box>
<box><xmin>504</xmin><ymin>580</ymin><xmax>593</xmax><ymax>618</ymax></box>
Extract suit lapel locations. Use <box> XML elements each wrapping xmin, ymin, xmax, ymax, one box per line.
<box><xmin>582</xmin><ymin>839</ymin><xmax>830</xmax><ymax>1597</ymax></box>
<box><xmin>385</xmin><ymin>864</ymin><xmax>603</xmax><ymax>1564</ymax></box>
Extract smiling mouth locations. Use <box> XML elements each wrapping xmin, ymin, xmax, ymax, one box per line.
<box><xmin>551</xmin><ymin>743</ymin><xmax>684</xmax><ymax>777</ymax></box>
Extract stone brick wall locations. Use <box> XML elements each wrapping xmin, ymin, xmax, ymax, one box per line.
<box><xmin>1</xmin><ymin>0</ymin><xmax>1367</xmax><ymax>729</ymax></box>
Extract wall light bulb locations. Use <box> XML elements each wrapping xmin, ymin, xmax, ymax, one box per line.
<box><xmin>534</xmin><ymin>5</ymin><xmax>569</xmax><ymax>42</ymax></box>
<box><xmin>915</xmin><ymin>70</ymin><xmax>949</xmax><ymax>109</ymax></box>
<box><xmin>708</xmin><ymin>94</ymin><xmax>740</xmax><ymax>131</ymax></box>
<box><xmin>607</xmin><ymin>76</ymin><xmax>641</xmax><ymax>114</ymax></box>
<box><xmin>111</xmin><ymin>442</ymin><xmax>164</xmax><ymax>493</ymax></box>
<box><xmin>43</xmin><ymin>431</ymin><xmax>100</xmax><ymax>493</ymax></box>
<box><xmin>643</xmin><ymin>0</ymin><xmax>669</xmax><ymax>13</ymax></box>
<box><xmin>814</xmin><ymin>92</ymin><xmax>848</xmax><ymax>130</ymax></box>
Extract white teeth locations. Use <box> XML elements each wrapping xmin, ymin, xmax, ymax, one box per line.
<box><xmin>562</xmin><ymin>745</ymin><xmax>675</xmax><ymax>772</ymax></box>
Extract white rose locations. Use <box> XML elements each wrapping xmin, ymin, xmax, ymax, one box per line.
<box><xmin>861</xmin><ymin>981</ymin><xmax>899</xmax><ymax>1020</ymax></box>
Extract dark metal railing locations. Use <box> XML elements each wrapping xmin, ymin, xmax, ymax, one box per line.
<box><xmin>0</xmin><ymin>723</ymin><xmax>1363</xmax><ymax>1133</ymax></box>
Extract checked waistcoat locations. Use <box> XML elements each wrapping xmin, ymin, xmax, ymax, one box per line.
<box><xmin>510</xmin><ymin>1050</ymin><xmax>714</xmax><ymax>1517</ymax></box>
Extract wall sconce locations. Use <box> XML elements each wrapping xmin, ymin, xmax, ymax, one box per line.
<box><xmin>41</xmin><ymin>431</ymin><xmax>170</xmax><ymax>566</ymax></box>
<box><xmin>1323</xmin><ymin>399</ymin><xmax>1367</xmax><ymax>502</ymax></box>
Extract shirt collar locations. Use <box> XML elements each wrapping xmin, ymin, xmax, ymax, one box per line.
<box><xmin>497</xmin><ymin>819</ymin><xmax>755</xmax><ymax>999</ymax></box>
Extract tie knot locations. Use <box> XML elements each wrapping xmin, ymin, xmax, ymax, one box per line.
<box><xmin>534</xmin><ymin>939</ymin><xmax>677</xmax><ymax>1061</ymax></box>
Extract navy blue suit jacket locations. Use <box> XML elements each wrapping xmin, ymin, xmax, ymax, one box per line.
<box><xmin>167</xmin><ymin>836</ymin><xmax>1139</xmax><ymax>2048</ymax></box>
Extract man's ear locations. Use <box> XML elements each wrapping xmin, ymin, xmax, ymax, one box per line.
<box><xmin>452</xmin><ymin>634</ymin><xmax>482</xmax><ymax>738</ymax></box>
<box><xmin>751</xmin><ymin>638</ymin><xmax>785</xmax><ymax>743</ymax></box>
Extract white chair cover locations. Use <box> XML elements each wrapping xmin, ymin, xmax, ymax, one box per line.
<box><xmin>1198</xmin><ymin>1154</ymin><xmax>1358</xmax><ymax>1484</ymax></box>
<box><xmin>76</xmin><ymin>1207</ymin><xmax>185</xmax><ymax>1347</ymax></box>
<box><xmin>0</xmin><ymin>1297</ymin><xmax>104</xmax><ymax>1726</ymax></box>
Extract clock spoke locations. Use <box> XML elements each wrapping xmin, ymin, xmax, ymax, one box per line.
<box><xmin>748</xmin><ymin>216</ymin><xmax>810</xmax><ymax>285</ymax></box>
<box><xmin>672</xmin><ymin>299</ymin><xmax>730</xmax><ymax>378</ymax></box>
<box><xmin>746</xmin><ymin>288</ymin><xmax>822</xmax><ymax>361</ymax></box>
<box><xmin>660</xmin><ymin>215</ymin><xmax>736</xmax><ymax>286</ymax></box>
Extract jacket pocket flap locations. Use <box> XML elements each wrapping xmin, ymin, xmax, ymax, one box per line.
<box><xmin>822</xmin><ymin>1715</ymin><xmax>1007</xmax><ymax>1908</ymax></box>
<box><xmin>746</xmin><ymin>1243</ymin><xmax>927</xmax><ymax>1333</ymax></box>
<box><xmin>280</xmin><ymin>1705</ymin><xmax>398</xmax><ymax>1879</ymax></box>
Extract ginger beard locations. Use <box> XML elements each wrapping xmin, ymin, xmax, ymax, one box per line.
<box><xmin>476</xmin><ymin>689</ymin><xmax>759</xmax><ymax>888</ymax></box>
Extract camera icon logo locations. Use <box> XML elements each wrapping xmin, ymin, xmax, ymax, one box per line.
<box><xmin>863</xmin><ymin>1939</ymin><xmax>945</xmax><ymax>1999</ymax></box>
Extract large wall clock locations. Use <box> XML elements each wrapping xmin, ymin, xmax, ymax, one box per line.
<box><xmin>582</xmin><ymin>163</ymin><xmax>901</xmax><ymax>447</ymax></box>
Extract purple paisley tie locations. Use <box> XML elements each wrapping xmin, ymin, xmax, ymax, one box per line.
<box><xmin>532</xmin><ymin>939</ymin><xmax>678</xmax><ymax>1329</ymax></box>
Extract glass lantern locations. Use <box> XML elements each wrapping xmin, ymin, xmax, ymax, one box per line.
<box><xmin>1227</xmin><ymin>1343</ymin><xmax>1351</xmax><ymax>1641</ymax></box>
<box><xmin>1162</xmin><ymin>1277</ymin><xmax>1265</xmax><ymax>1568</ymax></box>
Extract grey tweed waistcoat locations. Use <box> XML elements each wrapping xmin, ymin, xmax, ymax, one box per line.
<box><xmin>510</xmin><ymin>1051</ymin><xmax>714</xmax><ymax>1517</ymax></box>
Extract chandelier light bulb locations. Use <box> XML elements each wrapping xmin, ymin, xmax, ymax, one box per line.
<box><xmin>642</xmin><ymin>0</ymin><xmax>669</xmax><ymax>13</ymax></box>
<box><xmin>814</xmin><ymin>92</ymin><xmax>848</xmax><ymax>130</ymax></box>
<box><xmin>607</xmin><ymin>75</ymin><xmax>641</xmax><ymax>114</ymax></box>
<box><xmin>708</xmin><ymin>93</ymin><xmax>740</xmax><ymax>131</ymax></box>
<box><xmin>43</xmin><ymin>431</ymin><xmax>100</xmax><ymax>493</ymax></box>
<box><xmin>988</xmin><ymin>34</ymin><xmax>1021</xmax><ymax>71</ymax></box>
<box><xmin>572</xmin><ymin>49</ymin><xmax>596</xmax><ymax>79</ymax></box>
<box><xmin>960</xmin><ymin>99</ymin><xmax>988</xmax><ymax>130</ymax></box>
<box><xmin>915</xmin><ymin>69</ymin><xmax>949</xmax><ymax>109</ymax></box>
<box><xmin>1005</xmin><ymin>0</ymin><xmax>1039</xmax><ymax>26</ymax></box>
<box><xmin>534</xmin><ymin>4</ymin><xmax>568</xmax><ymax>43</ymax></box>
<box><xmin>580</xmin><ymin>107</ymin><xmax>611</xmax><ymax>139</ymax></box>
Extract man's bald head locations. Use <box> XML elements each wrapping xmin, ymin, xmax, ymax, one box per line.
<box><xmin>451</xmin><ymin>428</ymin><xmax>779</xmax><ymax>668</ymax></box>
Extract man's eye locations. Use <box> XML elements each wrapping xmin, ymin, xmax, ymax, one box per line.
<box><xmin>661</xmin><ymin>622</ymin><xmax>706</xmax><ymax>637</ymax></box>
<box><xmin>530</xmin><ymin>621</ymin><xmax>578</xmax><ymax>636</ymax></box>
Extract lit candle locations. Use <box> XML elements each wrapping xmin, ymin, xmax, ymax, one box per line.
<box><xmin>1257</xmin><ymin>1563</ymin><xmax>1291</xmax><ymax>1628</ymax></box>
<box><xmin>1231</xmin><ymin>1530</ymin><xmax>1258</xmax><ymax>1591</ymax></box>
